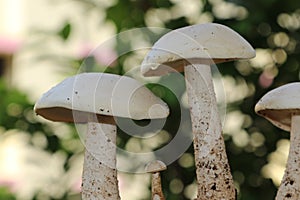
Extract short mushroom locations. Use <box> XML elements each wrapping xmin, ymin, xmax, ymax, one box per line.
<box><xmin>34</xmin><ymin>73</ymin><xmax>169</xmax><ymax>200</ymax></box>
<box><xmin>141</xmin><ymin>23</ymin><xmax>255</xmax><ymax>199</ymax></box>
<box><xmin>255</xmin><ymin>82</ymin><xmax>300</xmax><ymax>200</ymax></box>
<box><xmin>145</xmin><ymin>160</ymin><xmax>167</xmax><ymax>200</ymax></box>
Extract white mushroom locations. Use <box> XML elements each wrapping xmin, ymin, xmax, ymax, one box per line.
<box><xmin>145</xmin><ymin>160</ymin><xmax>167</xmax><ymax>200</ymax></box>
<box><xmin>141</xmin><ymin>23</ymin><xmax>255</xmax><ymax>199</ymax></box>
<box><xmin>34</xmin><ymin>73</ymin><xmax>169</xmax><ymax>200</ymax></box>
<box><xmin>255</xmin><ymin>82</ymin><xmax>300</xmax><ymax>200</ymax></box>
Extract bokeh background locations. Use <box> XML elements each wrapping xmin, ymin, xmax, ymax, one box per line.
<box><xmin>1</xmin><ymin>0</ymin><xmax>300</xmax><ymax>199</ymax></box>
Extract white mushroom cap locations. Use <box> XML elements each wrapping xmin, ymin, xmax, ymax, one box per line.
<box><xmin>255</xmin><ymin>82</ymin><xmax>300</xmax><ymax>131</ymax></box>
<box><xmin>34</xmin><ymin>73</ymin><xmax>169</xmax><ymax>123</ymax></box>
<box><xmin>141</xmin><ymin>23</ymin><xmax>255</xmax><ymax>76</ymax></box>
<box><xmin>145</xmin><ymin>160</ymin><xmax>167</xmax><ymax>173</ymax></box>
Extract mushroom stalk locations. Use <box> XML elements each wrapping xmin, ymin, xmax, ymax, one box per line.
<box><xmin>81</xmin><ymin>118</ymin><xmax>120</xmax><ymax>200</ymax></box>
<box><xmin>146</xmin><ymin>160</ymin><xmax>167</xmax><ymax>200</ymax></box>
<box><xmin>184</xmin><ymin>64</ymin><xmax>235</xmax><ymax>200</ymax></box>
<box><xmin>151</xmin><ymin>172</ymin><xmax>165</xmax><ymax>200</ymax></box>
<box><xmin>275</xmin><ymin>115</ymin><xmax>300</xmax><ymax>200</ymax></box>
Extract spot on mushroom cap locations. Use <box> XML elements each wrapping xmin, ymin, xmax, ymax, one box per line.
<box><xmin>34</xmin><ymin>73</ymin><xmax>169</xmax><ymax>123</ymax></box>
<box><xmin>255</xmin><ymin>82</ymin><xmax>300</xmax><ymax>132</ymax></box>
<box><xmin>141</xmin><ymin>23</ymin><xmax>255</xmax><ymax>76</ymax></box>
<box><xmin>145</xmin><ymin>160</ymin><xmax>167</xmax><ymax>173</ymax></box>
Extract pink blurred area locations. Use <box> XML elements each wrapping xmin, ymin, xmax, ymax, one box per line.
<box><xmin>0</xmin><ymin>36</ymin><xmax>22</xmax><ymax>55</ymax></box>
<box><xmin>71</xmin><ymin>179</ymin><xmax>82</xmax><ymax>193</ymax></box>
<box><xmin>77</xmin><ymin>43</ymin><xmax>117</xmax><ymax>67</ymax></box>
<box><xmin>259</xmin><ymin>70</ymin><xmax>274</xmax><ymax>88</ymax></box>
<box><xmin>0</xmin><ymin>178</ymin><xmax>20</xmax><ymax>193</ymax></box>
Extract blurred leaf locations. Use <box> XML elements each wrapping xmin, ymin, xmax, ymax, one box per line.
<box><xmin>58</xmin><ymin>22</ymin><xmax>72</xmax><ymax>41</ymax></box>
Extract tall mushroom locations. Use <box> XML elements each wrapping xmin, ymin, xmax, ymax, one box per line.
<box><xmin>141</xmin><ymin>23</ymin><xmax>255</xmax><ymax>199</ymax></box>
<box><xmin>255</xmin><ymin>82</ymin><xmax>300</xmax><ymax>200</ymax></box>
<box><xmin>34</xmin><ymin>72</ymin><xmax>169</xmax><ymax>200</ymax></box>
<box><xmin>145</xmin><ymin>160</ymin><xmax>167</xmax><ymax>200</ymax></box>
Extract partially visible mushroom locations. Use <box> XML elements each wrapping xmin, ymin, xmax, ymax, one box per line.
<box><xmin>34</xmin><ymin>73</ymin><xmax>169</xmax><ymax>200</ymax></box>
<box><xmin>145</xmin><ymin>160</ymin><xmax>167</xmax><ymax>200</ymax></box>
<box><xmin>142</xmin><ymin>23</ymin><xmax>255</xmax><ymax>199</ymax></box>
<box><xmin>255</xmin><ymin>82</ymin><xmax>300</xmax><ymax>200</ymax></box>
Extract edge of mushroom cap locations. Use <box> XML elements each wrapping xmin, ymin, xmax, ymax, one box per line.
<box><xmin>145</xmin><ymin>160</ymin><xmax>167</xmax><ymax>173</ymax></box>
<box><xmin>255</xmin><ymin>82</ymin><xmax>300</xmax><ymax>132</ymax></box>
<box><xmin>141</xmin><ymin>23</ymin><xmax>255</xmax><ymax>76</ymax></box>
<box><xmin>34</xmin><ymin>73</ymin><xmax>169</xmax><ymax>123</ymax></box>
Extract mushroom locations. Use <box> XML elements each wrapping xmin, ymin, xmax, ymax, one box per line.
<box><xmin>145</xmin><ymin>160</ymin><xmax>167</xmax><ymax>200</ymax></box>
<box><xmin>34</xmin><ymin>72</ymin><xmax>169</xmax><ymax>200</ymax></box>
<box><xmin>255</xmin><ymin>82</ymin><xmax>300</xmax><ymax>200</ymax></box>
<box><xmin>141</xmin><ymin>23</ymin><xmax>255</xmax><ymax>199</ymax></box>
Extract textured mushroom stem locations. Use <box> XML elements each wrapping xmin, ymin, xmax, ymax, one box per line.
<box><xmin>151</xmin><ymin>172</ymin><xmax>165</xmax><ymax>200</ymax></box>
<box><xmin>184</xmin><ymin>64</ymin><xmax>235</xmax><ymax>200</ymax></box>
<box><xmin>275</xmin><ymin>115</ymin><xmax>300</xmax><ymax>200</ymax></box>
<box><xmin>81</xmin><ymin>121</ymin><xmax>120</xmax><ymax>200</ymax></box>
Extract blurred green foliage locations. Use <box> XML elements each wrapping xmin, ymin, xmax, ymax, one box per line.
<box><xmin>0</xmin><ymin>187</ymin><xmax>16</xmax><ymax>200</ymax></box>
<box><xmin>1</xmin><ymin>0</ymin><xmax>300</xmax><ymax>199</ymax></box>
<box><xmin>0</xmin><ymin>80</ymin><xmax>59</xmax><ymax>152</ymax></box>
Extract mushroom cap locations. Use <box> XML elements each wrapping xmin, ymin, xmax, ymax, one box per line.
<box><xmin>255</xmin><ymin>82</ymin><xmax>300</xmax><ymax>131</ymax></box>
<box><xmin>141</xmin><ymin>23</ymin><xmax>255</xmax><ymax>76</ymax></box>
<box><xmin>145</xmin><ymin>160</ymin><xmax>167</xmax><ymax>173</ymax></box>
<box><xmin>34</xmin><ymin>73</ymin><xmax>169</xmax><ymax>123</ymax></box>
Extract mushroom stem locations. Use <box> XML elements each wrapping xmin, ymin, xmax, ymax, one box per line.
<box><xmin>151</xmin><ymin>172</ymin><xmax>165</xmax><ymax>200</ymax></box>
<box><xmin>184</xmin><ymin>64</ymin><xmax>235</xmax><ymax>200</ymax></box>
<box><xmin>275</xmin><ymin>114</ymin><xmax>300</xmax><ymax>200</ymax></box>
<box><xmin>81</xmin><ymin>119</ymin><xmax>120</xmax><ymax>200</ymax></box>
